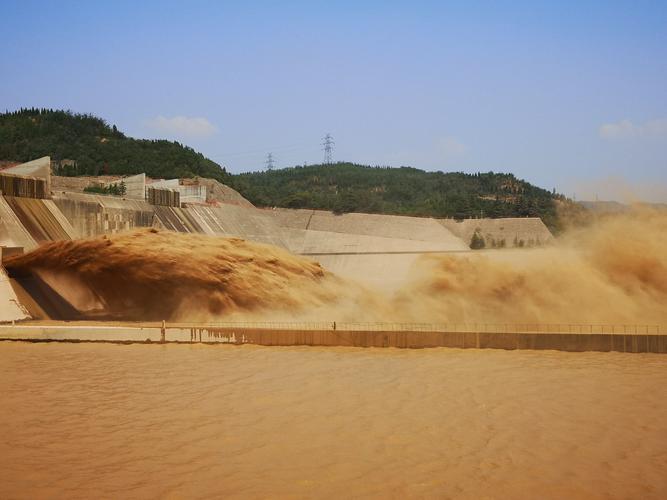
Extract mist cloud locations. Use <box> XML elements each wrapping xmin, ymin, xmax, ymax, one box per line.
<box><xmin>436</xmin><ymin>136</ymin><xmax>467</xmax><ymax>159</ymax></box>
<box><xmin>599</xmin><ymin>118</ymin><xmax>667</xmax><ymax>140</ymax></box>
<box><xmin>148</xmin><ymin>115</ymin><xmax>218</xmax><ymax>138</ymax></box>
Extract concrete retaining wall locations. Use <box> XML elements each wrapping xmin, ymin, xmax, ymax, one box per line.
<box><xmin>153</xmin><ymin>204</ymin><xmax>276</xmax><ymax>237</ymax></box>
<box><xmin>1</xmin><ymin>326</ymin><xmax>665</xmax><ymax>353</ymax></box>
<box><xmin>0</xmin><ymin>268</ymin><xmax>30</xmax><ymax>323</ymax></box>
<box><xmin>1</xmin><ymin>157</ymin><xmax>51</xmax><ymax>194</ymax></box>
<box><xmin>149</xmin><ymin>179</ymin><xmax>207</xmax><ymax>204</ymax></box>
<box><xmin>439</xmin><ymin>217</ymin><xmax>553</xmax><ymax>248</ymax></box>
<box><xmin>0</xmin><ymin>196</ymin><xmax>37</xmax><ymax>250</ymax></box>
<box><xmin>267</xmin><ymin>208</ymin><xmax>469</xmax><ymax>248</ymax></box>
<box><xmin>189</xmin><ymin>328</ymin><xmax>667</xmax><ymax>352</ymax></box>
<box><xmin>4</xmin><ymin>196</ymin><xmax>76</xmax><ymax>243</ymax></box>
<box><xmin>147</xmin><ymin>187</ymin><xmax>180</xmax><ymax>207</ymax></box>
<box><xmin>112</xmin><ymin>173</ymin><xmax>146</xmax><ymax>200</ymax></box>
<box><xmin>152</xmin><ymin>206</ymin><xmax>204</xmax><ymax>233</ymax></box>
<box><xmin>178</xmin><ymin>185</ymin><xmax>207</xmax><ymax>203</ymax></box>
<box><xmin>52</xmin><ymin>194</ymin><xmax>155</xmax><ymax>237</ymax></box>
<box><xmin>0</xmin><ymin>174</ymin><xmax>47</xmax><ymax>199</ymax></box>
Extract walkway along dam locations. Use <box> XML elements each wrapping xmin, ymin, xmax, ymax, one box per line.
<box><xmin>1</xmin><ymin>323</ymin><xmax>665</xmax><ymax>353</ymax></box>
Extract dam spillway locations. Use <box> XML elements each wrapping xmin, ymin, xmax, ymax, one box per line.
<box><xmin>3</xmin><ymin>160</ymin><xmax>662</xmax><ymax>345</ymax></box>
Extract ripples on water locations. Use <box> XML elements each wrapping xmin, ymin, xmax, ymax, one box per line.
<box><xmin>0</xmin><ymin>343</ymin><xmax>666</xmax><ymax>499</ymax></box>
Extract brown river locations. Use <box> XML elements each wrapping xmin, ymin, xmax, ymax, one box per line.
<box><xmin>0</xmin><ymin>343</ymin><xmax>665</xmax><ymax>499</ymax></box>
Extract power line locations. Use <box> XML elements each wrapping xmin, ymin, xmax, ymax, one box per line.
<box><xmin>265</xmin><ymin>152</ymin><xmax>276</xmax><ymax>170</ymax></box>
<box><xmin>208</xmin><ymin>141</ymin><xmax>317</xmax><ymax>160</ymax></box>
<box><xmin>322</xmin><ymin>133</ymin><xmax>334</xmax><ymax>164</ymax></box>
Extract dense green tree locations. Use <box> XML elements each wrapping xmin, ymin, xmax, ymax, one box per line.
<box><xmin>0</xmin><ymin>109</ymin><xmax>574</xmax><ymax>232</ymax></box>
<box><xmin>470</xmin><ymin>231</ymin><xmax>486</xmax><ymax>249</ymax></box>
<box><xmin>83</xmin><ymin>181</ymin><xmax>126</xmax><ymax>196</ymax></box>
<box><xmin>230</xmin><ymin>162</ymin><xmax>565</xmax><ymax>231</ymax></box>
<box><xmin>0</xmin><ymin>109</ymin><xmax>229</xmax><ymax>181</ymax></box>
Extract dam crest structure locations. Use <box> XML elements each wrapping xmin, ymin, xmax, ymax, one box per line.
<box><xmin>2</xmin><ymin>157</ymin><xmax>663</xmax><ymax>353</ymax></box>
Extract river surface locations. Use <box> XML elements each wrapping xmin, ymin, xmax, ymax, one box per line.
<box><xmin>0</xmin><ymin>343</ymin><xmax>665</xmax><ymax>499</ymax></box>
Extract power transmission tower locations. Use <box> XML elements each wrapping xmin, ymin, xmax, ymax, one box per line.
<box><xmin>322</xmin><ymin>133</ymin><xmax>334</xmax><ymax>164</ymax></box>
<box><xmin>265</xmin><ymin>152</ymin><xmax>275</xmax><ymax>171</ymax></box>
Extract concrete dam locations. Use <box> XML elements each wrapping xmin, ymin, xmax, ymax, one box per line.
<box><xmin>1</xmin><ymin>157</ymin><xmax>550</xmax><ymax>297</ymax></box>
<box><xmin>4</xmin><ymin>156</ymin><xmax>663</xmax><ymax>353</ymax></box>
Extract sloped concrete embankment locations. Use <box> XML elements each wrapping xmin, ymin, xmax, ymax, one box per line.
<box><xmin>0</xmin><ymin>267</ymin><xmax>30</xmax><ymax>322</ymax></box>
<box><xmin>0</xmin><ymin>195</ymin><xmax>37</xmax><ymax>250</ymax></box>
<box><xmin>439</xmin><ymin>217</ymin><xmax>553</xmax><ymax>247</ymax></box>
<box><xmin>2</xmin><ymin>196</ymin><xmax>76</xmax><ymax>244</ymax></box>
<box><xmin>264</xmin><ymin>208</ymin><xmax>470</xmax><ymax>287</ymax></box>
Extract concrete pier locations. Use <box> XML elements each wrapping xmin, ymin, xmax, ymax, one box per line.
<box><xmin>0</xmin><ymin>325</ymin><xmax>665</xmax><ymax>353</ymax></box>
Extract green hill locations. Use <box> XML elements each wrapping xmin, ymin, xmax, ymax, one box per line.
<box><xmin>0</xmin><ymin>108</ymin><xmax>228</xmax><ymax>181</ymax></box>
<box><xmin>1</xmin><ymin>108</ymin><xmax>569</xmax><ymax>231</ymax></box>
<box><xmin>231</xmin><ymin>163</ymin><xmax>565</xmax><ymax>230</ymax></box>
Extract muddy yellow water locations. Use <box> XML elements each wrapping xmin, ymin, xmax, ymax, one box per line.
<box><xmin>0</xmin><ymin>344</ymin><xmax>665</xmax><ymax>499</ymax></box>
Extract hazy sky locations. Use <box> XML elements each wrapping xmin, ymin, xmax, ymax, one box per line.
<box><xmin>2</xmin><ymin>1</ymin><xmax>666</xmax><ymax>201</ymax></box>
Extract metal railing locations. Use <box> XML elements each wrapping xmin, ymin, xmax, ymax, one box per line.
<box><xmin>173</xmin><ymin>322</ymin><xmax>664</xmax><ymax>335</ymax></box>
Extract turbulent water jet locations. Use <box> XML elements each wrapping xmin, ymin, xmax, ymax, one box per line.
<box><xmin>4</xmin><ymin>209</ymin><xmax>667</xmax><ymax>326</ymax></box>
<box><xmin>394</xmin><ymin>208</ymin><xmax>667</xmax><ymax>325</ymax></box>
<box><xmin>4</xmin><ymin>229</ymin><xmax>358</xmax><ymax>321</ymax></box>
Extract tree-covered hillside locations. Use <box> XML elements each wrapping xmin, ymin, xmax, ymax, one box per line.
<box><xmin>231</xmin><ymin>163</ymin><xmax>565</xmax><ymax>230</ymax></box>
<box><xmin>1</xmin><ymin>108</ymin><xmax>569</xmax><ymax>230</ymax></box>
<box><xmin>0</xmin><ymin>109</ymin><xmax>228</xmax><ymax>181</ymax></box>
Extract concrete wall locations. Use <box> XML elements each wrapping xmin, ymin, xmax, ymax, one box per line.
<box><xmin>263</xmin><ymin>208</ymin><xmax>470</xmax><ymax>286</ymax></box>
<box><xmin>0</xmin><ymin>267</ymin><xmax>30</xmax><ymax>323</ymax></box>
<box><xmin>201</xmin><ymin>204</ymin><xmax>289</xmax><ymax>247</ymax></box>
<box><xmin>279</xmin><ymin>227</ymin><xmax>466</xmax><ymax>287</ymax></box>
<box><xmin>263</xmin><ymin>207</ymin><xmax>315</xmax><ymax>230</ymax></box>
<box><xmin>147</xmin><ymin>187</ymin><xmax>180</xmax><ymax>207</ymax></box>
<box><xmin>284</xmin><ymin>227</ymin><xmax>468</xmax><ymax>255</ymax></box>
<box><xmin>54</xmin><ymin>175</ymin><xmax>210</xmax><ymax>204</ymax></box>
<box><xmin>52</xmin><ymin>175</ymin><xmax>124</xmax><ymax>193</ymax></box>
<box><xmin>52</xmin><ymin>193</ymin><xmax>155</xmax><ymax>237</ymax></box>
<box><xmin>152</xmin><ymin>206</ymin><xmax>204</xmax><ymax>233</ymax></box>
<box><xmin>0</xmin><ymin>173</ymin><xmax>47</xmax><ymax>199</ymax></box>
<box><xmin>267</xmin><ymin>208</ymin><xmax>469</xmax><ymax>248</ymax></box>
<box><xmin>195</xmin><ymin>178</ymin><xmax>253</xmax><ymax>207</ymax></box>
<box><xmin>148</xmin><ymin>179</ymin><xmax>180</xmax><ymax>189</ymax></box>
<box><xmin>0</xmin><ymin>196</ymin><xmax>37</xmax><ymax>250</ymax></box>
<box><xmin>103</xmin><ymin>173</ymin><xmax>146</xmax><ymax>200</ymax></box>
<box><xmin>179</xmin><ymin>185</ymin><xmax>207</xmax><ymax>204</ymax></box>
<box><xmin>0</xmin><ymin>232</ymin><xmax>31</xmax><ymax>322</ymax></box>
<box><xmin>165</xmin><ymin>204</ymin><xmax>289</xmax><ymax>248</ymax></box>
<box><xmin>3</xmin><ymin>196</ymin><xmax>76</xmax><ymax>243</ymax></box>
<box><xmin>149</xmin><ymin>179</ymin><xmax>207</xmax><ymax>204</ymax></box>
<box><xmin>1</xmin><ymin>325</ymin><xmax>664</xmax><ymax>353</ymax></box>
<box><xmin>1</xmin><ymin>156</ymin><xmax>51</xmax><ymax>194</ymax></box>
<box><xmin>189</xmin><ymin>327</ymin><xmax>667</xmax><ymax>353</ymax></box>
<box><xmin>439</xmin><ymin>217</ymin><xmax>553</xmax><ymax>248</ymax></box>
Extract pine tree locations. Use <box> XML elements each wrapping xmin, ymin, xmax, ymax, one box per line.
<box><xmin>470</xmin><ymin>230</ymin><xmax>485</xmax><ymax>250</ymax></box>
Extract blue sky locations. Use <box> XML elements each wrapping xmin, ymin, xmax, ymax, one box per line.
<box><xmin>2</xmin><ymin>0</ymin><xmax>666</xmax><ymax>201</ymax></box>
